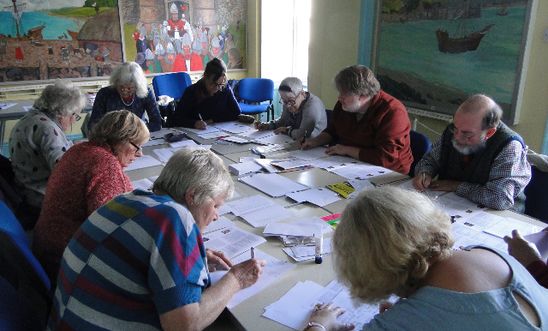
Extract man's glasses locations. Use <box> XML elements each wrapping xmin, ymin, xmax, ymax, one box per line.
<box><xmin>279</xmin><ymin>98</ymin><xmax>297</xmax><ymax>107</ymax></box>
<box><xmin>130</xmin><ymin>142</ymin><xmax>143</xmax><ymax>155</ymax></box>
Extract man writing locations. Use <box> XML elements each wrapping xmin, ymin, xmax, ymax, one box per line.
<box><xmin>301</xmin><ymin>65</ymin><xmax>413</xmax><ymax>174</ymax></box>
<box><xmin>413</xmin><ymin>94</ymin><xmax>531</xmax><ymax>211</ymax></box>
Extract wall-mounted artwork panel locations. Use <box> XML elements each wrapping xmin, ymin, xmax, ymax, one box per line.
<box><xmin>119</xmin><ymin>0</ymin><xmax>247</xmax><ymax>74</ymax></box>
<box><xmin>0</xmin><ymin>0</ymin><xmax>123</xmax><ymax>83</ymax></box>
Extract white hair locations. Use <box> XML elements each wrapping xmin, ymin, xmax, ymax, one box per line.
<box><xmin>153</xmin><ymin>149</ymin><xmax>234</xmax><ymax>205</ymax></box>
<box><xmin>109</xmin><ymin>62</ymin><xmax>149</xmax><ymax>98</ymax></box>
<box><xmin>33</xmin><ymin>80</ymin><xmax>86</xmax><ymax>117</ymax></box>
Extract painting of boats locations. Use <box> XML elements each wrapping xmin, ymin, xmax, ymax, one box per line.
<box><xmin>436</xmin><ymin>23</ymin><xmax>494</xmax><ymax>53</ymax></box>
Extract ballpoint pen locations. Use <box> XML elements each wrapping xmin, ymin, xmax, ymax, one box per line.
<box><xmin>250</xmin><ymin>247</ymin><xmax>255</xmax><ymax>259</ymax></box>
<box><xmin>198</xmin><ymin>113</ymin><xmax>204</xmax><ymax>122</ymax></box>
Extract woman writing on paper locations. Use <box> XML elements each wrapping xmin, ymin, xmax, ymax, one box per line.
<box><xmin>170</xmin><ymin>58</ymin><xmax>241</xmax><ymax>129</ymax></box>
<box><xmin>33</xmin><ymin>110</ymin><xmax>149</xmax><ymax>283</ymax></box>
<box><xmin>48</xmin><ymin>149</ymin><xmax>266</xmax><ymax>330</ymax></box>
<box><xmin>304</xmin><ymin>187</ymin><xmax>548</xmax><ymax>331</ymax></box>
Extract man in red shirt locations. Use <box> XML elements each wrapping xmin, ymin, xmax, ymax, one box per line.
<box><xmin>302</xmin><ymin>65</ymin><xmax>413</xmax><ymax>174</ymax></box>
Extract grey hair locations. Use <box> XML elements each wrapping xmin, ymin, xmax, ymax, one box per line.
<box><xmin>458</xmin><ymin>94</ymin><xmax>503</xmax><ymax>130</ymax></box>
<box><xmin>333</xmin><ymin>186</ymin><xmax>454</xmax><ymax>303</ymax></box>
<box><xmin>88</xmin><ymin>110</ymin><xmax>150</xmax><ymax>147</ymax></box>
<box><xmin>334</xmin><ymin>65</ymin><xmax>380</xmax><ymax>97</ymax></box>
<box><xmin>33</xmin><ymin>80</ymin><xmax>86</xmax><ymax>117</ymax></box>
<box><xmin>109</xmin><ymin>62</ymin><xmax>149</xmax><ymax>98</ymax></box>
<box><xmin>153</xmin><ymin>149</ymin><xmax>234</xmax><ymax>205</ymax></box>
<box><xmin>279</xmin><ymin>77</ymin><xmax>304</xmax><ymax>96</ymax></box>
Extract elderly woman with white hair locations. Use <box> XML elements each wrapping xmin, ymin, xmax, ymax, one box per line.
<box><xmin>88</xmin><ymin>61</ymin><xmax>162</xmax><ymax>132</ymax></box>
<box><xmin>304</xmin><ymin>186</ymin><xmax>548</xmax><ymax>331</ymax></box>
<box><xmin>9</xmin><ymin>80</ymin><xmax>85</xmax><ymax>226</ymax></box>
<box><xmin>33</xmin><ymin>110</ymin><xmax>149</xmax><ymax>283</ymax></box>
<box><xmin>255</xmin><ymin>77</ymin><xmax>327</xmax><ymax>140</ymax></box>
<box><xmin>49</xmin><ymin>149</ymin><xmax>266</xmax><ymax>330</ymax></box>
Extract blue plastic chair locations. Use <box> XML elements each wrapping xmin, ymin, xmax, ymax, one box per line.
<box><xmin>237</xmin><ymin>78</ymin><xmax>275</xmax><ymax>121</ymax></box>
<box><xmin>409</xmin><ymin>130</ymin><xmax>432</xmax><ymax>176</ymax></box>
<box><xmin>152</xmin><ymin>71</ymin><xmax>192</xmax><ymax>101</ymax></box>
<box><xmin>0</xmin><ymin>201</ymin><xmax>51</xmax><ymax>329</ymax></box>
<box><xmin>524</xmin><ymin>165</ymin><xmax>548</xmax><ymax>223</ymax></box>
<box><xmin>0</xmin><ymin>276</ymin><xmax>44</xmax><ymax>331</ymax></box>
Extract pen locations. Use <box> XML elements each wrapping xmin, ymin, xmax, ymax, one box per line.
<box><xmin>198</xmin><ymin>113</ymin><xmax>204</xmax><ymax>122</ymax></box>
<box><xmin>251</xmin><ymin>247</ymin><xmax>255</xmax><ymax>259</ymax></box>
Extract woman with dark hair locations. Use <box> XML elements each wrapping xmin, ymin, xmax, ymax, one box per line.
<box><xmin>170</xmin><ymin>58</ymin><xmax>240</xmax><ymax>128</ymax></box>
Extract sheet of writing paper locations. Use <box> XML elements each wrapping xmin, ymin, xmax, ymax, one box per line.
<box><xmin>202</xmin><ymin>216</ymin><xmax>234</xmax><ymax>235</ymax></box>
<box><xmin>203</xmin><ymin>226</ymin><xmax>266</xmax><ymax>259</ymax></box>
<box><xmin>451</xmin><ymin>221</ymin><xmax>507</xmax><ymax>251</ymax></box>
<box><xmin>223</xmin><ymin>194</ymin><xmax>276</xmax><ymax>216</ymax></box>
<box><xmin>185</xmin><ymin>126</ymin><xmax>221</xmax><ymax>135</ymax></box>
<box><xmin>288</xmin><ymin>147</ymin><xmax>328</xmax><ymax>161</ymax></box>
<box><xmin>222</xmin><ymin>136</ymin><xmax>250</xmax><ymax>144</ymax></box>
<box><xmin>0</xmin><ymin>103</ymin><xmax>17</xmax><ymax>111</ymax></box>
<box><xmin>461</xmin><ymin>211</ymin><xmax>543</xmax><ymax>238</ymax></box>
<box><xmin>169</xmin><ymin>139</ymin><xmax>199</xmax><ymax>148</ymax></box>
<box><xmin>124</xmin><ymin>155</ymin><xmax>162</xmax><ymax>172</ymax></box>
<box><xmin>525</xmin><ymin>230</ymin><xmax>548</xmax><ymax>259</ymax></box>
<box><xmin>329</xmin><ymin>164</ymin><xmax>393</xmax><ymax>180</ymax></box>
<box><xmin>286</xmin><ymin>188</ymin><xmax>341</xmax><ymax>207</ymax></box>
<box><xmin>271</xmin><ymin>158</ymin><xmax>312</xmax><ymax>170</ymax></box>
<box><xmin>212</xmin><ymin>121</ymin><xmax>250</xmax><ymax>134</ymax></box>
<box><xmin>397</xmin><ymin>179</ymin><xmax>445</xmax><ymax>200</ymax></box>
<box><xmin>209</xmin><ymin>248</ymin><xmax>295</xmax><ymax>308</ymax></box>
<box><xmin>239</xmin><ymin>204</ymin><xmax>293</xmax><ymax>228</ymax></box>
<box><xmin>309</xmin><ymin>155</ymin><xmax>358</xmax><ymax>170</ymax></box>
<box><xmin>131</xmin><ymin>178</ymin><xmax>154</xmax><ymax>191</ymax></box>
<box><xmin>262</xmin><ymin>280</ymin><xmax>326</xmax><ymax>330</ymax></box>
<box><xmin>240</xmin><ymin>173</ymin><xmax>309</xmax><ymax>198</ymax></box>
<box><xmin>229</xmin><ymin>161</ymin><xmax>263</xmax><ymax>176</ymax></box>
<box><xmin>263</xmin><ymin>217</ymin><xmax>332</xmax><ymax>237</ymax></box>
<box><xmin>434</xmin><ymin>192</ymin><xmax>485</xmax><ymax>222</ymax></box>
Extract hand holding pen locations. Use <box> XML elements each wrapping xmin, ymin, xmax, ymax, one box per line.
<box><xmin>412</xmin><ymin>172</ymin><xmax>432</xmax><ymax>192</ymax></box>
<box><xmin>195</xmin><ymin>113</ymin><xmax>207</xmax><ymax>130</ymax></box>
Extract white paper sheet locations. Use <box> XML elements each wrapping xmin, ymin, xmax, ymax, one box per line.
<box><xmin>169</xmin><ymin>139</ymin><xmax>199</xmax><ymax>148</ymax></box>
<box><xmin>124</xmin><ymin>155</ymin><xmax>162</xmax><ymax>172</ymax></box>
<box><xmin>329</xmin><ymin>163</ymin><xmax>393</xmax><ymax>180</ymax></box>
<box><xmin>203</xmin><ymin>226</ymin><xmax>266</xmax><ymax>259</ymax></box>
<box><xmin>239</xmin><ymin>204</ymin><xmax>293</xmax><ymax>228</ymax></box>
<box><xmin>288</xmin><ymin>147</ymin><xmax>328</xmax><ymax>161</ymax></box>
<box><xmin>239</xmin><ymin>173</ymin><xmax>308</xmax><ymax>198</ymax></box>
<box><xmin>224</xmin><ymin>195</ymin><xmax>276</xmax><ymax>216</ymax></box>
<box><xmin>286</xmin><ymin>188</ymin><xmax>341</xmax><ymax>207</ymax></box>
<box><xmin>263</xmin><ymin>217</ymin><xmax>332</xmax><ymax>237</ymax></box>
<box><xmin>0</xmin><ymin>102</ymin><xmax>17</xmax><ymax>111</ymax></box>
<box><xmin>131</xmin><ymin>178</ymin><xmax>154</xmax><ymax>191</ymax></box>
<box><xmin>213</xmin><ymin>121</ymin><xmax>251</xmax><ymax>134</ymax></box>
<box><xmin>229</xmin><ymin>161</ymin><xmax>263</xmax><ymax>176</ymax></box>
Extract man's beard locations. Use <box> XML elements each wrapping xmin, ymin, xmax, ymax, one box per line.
<box><xmin>451</xmin><ymin>137</ymin><xmax>487</xmax><ymax>155</ymax></box>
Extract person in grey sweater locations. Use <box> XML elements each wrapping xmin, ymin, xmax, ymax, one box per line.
<box><xmin>255</xmin><ymin>77</ymin><xmax>327</xmax><ymax>140</ymax></box>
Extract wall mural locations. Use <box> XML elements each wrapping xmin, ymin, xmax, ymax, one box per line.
<box><xmin>0</xmin><ymin>0</ymin><xmax>123</xmax><ymax>82</ymax></box>
<box><xmin>119</xmin><ymin>0</ymin><xmax>246</xmax><ymax>74</ymax></box>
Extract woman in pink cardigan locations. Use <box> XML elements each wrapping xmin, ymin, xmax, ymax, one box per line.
<box><xmin>32</xmin><ymin>110</ymin><xmax>150</xmax><ymax>283</ymax></box>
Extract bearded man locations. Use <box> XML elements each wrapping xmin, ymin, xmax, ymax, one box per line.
<box><xmin>413</xmin><ymin>94</ymin><xmax>531</xmax><ymax>211</ymax></box>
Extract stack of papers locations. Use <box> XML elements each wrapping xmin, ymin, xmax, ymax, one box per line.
<box><xmin>286</xmin><ymin>187</ymin><xmax>340</xmax><ymax>207</ymax></box>
<box><xmin>239</xmin><ymin>173</ymin><xmax>308</xmax><ymax>197</ymax></box>
<box><xmin>203</xmin><ymin>220</ymin><xmax>266</xmax><ymax>259</ymax></box>
<box><xmin>263</xmin><ymin>217</ymin><xmax>332</xmax><ymax>237</ymax></box>
<box><xmin>282</xmin><ymin>237</ymin><xmax>332</xmax><ymax>262</ymax></box>
<box><xmin>229</xmin><ymin>161</ymin><xmax>263</xmax><ymax>176</ymax></box>
<box><xmin>131</xmin><ymin>176</ymin><xmax>158</xmax><ymax>191</ymax></box>
<box><xmin>221</xmin><ymin>195</ymin><xmax>293</xmax><ymax>227</ymax></box>
<box><xmin>124</xmin><ymin>155</ymin><xmax>163</xmax><ymax>171</ymax></box>
<box><xmin>329</xmin><ymin>163</ymin><xmax>393</xmax><ymax>180</ymax></box>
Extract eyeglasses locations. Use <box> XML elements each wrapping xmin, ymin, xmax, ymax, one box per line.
<box><xmin>118</xmin><ymin>85</ymin><xmax>136</xmax><ymax>92</ymax></box>
<box><xmin>130</xmin><ymin>141</ymin><xmax>142</xmax><ymax>155</ymax></box>
<box><xmin>279</xmin><ymin>98</ymin><xmax>297</xmax><ymax>107</ymax></box>
<box><xmin>72</xmin><ymin>113</ymin><xmax>82</xmax><ymax>121</ymax></box>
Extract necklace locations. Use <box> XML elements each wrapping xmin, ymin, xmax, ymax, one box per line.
<box><xmin>120</xmin><ymin>94</ymin><xmax>135</xmax><ymax>107</ymax></box>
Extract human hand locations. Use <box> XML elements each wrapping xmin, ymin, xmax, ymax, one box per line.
<box><xmin>379</xmin><ymin>301</ymin><xmax>394</xmax><ymax>314</ymax></box>
<box><xmin>195</xmin><ymin>120</ymin><xmax>207</xmax><ymax>130</ymax></box>
<box><xmin>274</xmin><ymin>126</ymin><xmax>288</xmax><ymax>135</ymax></box>
<box><xmin>412</xmin><ymin>173</ymin><xmax>432</xmax><ymax>191</ymax></box>
<box><xmin>429</xmin><ymin>179</ymin><xmax>461</xmax><ymax>192</ymax></box>
<box><xmin>206</xmin><ymin>249</ymin><xmax>232</xmax><ymax>272</ymax></box>
<box><xmin>301</xmin><ymin>138</ymin><xmax>317</xmax><ymax>150</ymax></box>
<box><xmin>504</xmin><ymin>229</ymin><xmax>542</xmax><ymax>267</ymax></box>
<box><xmin>228</xmin><ymin>258</ymin><xmax>266</xmax><ymax>289</ymax></box>
<box><xmin>307</xmin><ymin>303</ymin><xmax>354</xmax><ymax>331</ymax></box>
<box><xmin>255</xmin><ymin>122</ymin><xmax>271</xmax><ymax>131</ymax></box>
<box><xmin>325</xmin><ymin>144</ymin><xmax>358</xmax><ymax>158</ymax></box>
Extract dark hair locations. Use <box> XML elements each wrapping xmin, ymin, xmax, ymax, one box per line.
<box><xmin>204</xmin><ymin>58</ymin><xmax>227</xmax><ymax>82</ymax></box>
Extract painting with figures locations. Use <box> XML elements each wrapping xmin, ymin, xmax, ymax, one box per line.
<box><xmin>0</xmin><ymin>0</ymin><xmax>123</xmax><ymax>82</ymax></box>
<box><xmin>374</xmin><ymin>0</ymin><xmax>533</xmax><ymax>123</ymax></box>
<box><xmin>120</xmin><ymin>0</ymin><xmax>246</xmax><ymax>74</ymax></box>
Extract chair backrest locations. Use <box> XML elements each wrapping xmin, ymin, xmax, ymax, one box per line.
<box><xmin>152</xmin><ymin>72</ymin><xmax>192</xmax><ymax>101</ymax></box>
<box><xmin>409</xmin><ymin>130</ymin><xmax>432</xmax><ymax>176</ymax></box>
<box><xmin>524</xmin><ymin>165</ymin><xmax>548</xmax><ymax>223</ymax></box>
<box><xmin>0</xmin><ymin>201</ymin><xmax>51</xmax><ymax>326</ymax></box>
<box><xmin>0</xmin><ymin>275</ymin><xmax>44</xmax><ymax>331</ymax></box>
<box><xmin>237</xmin><ymin>78</ymin><xmax>274</xmax><ymax>103</ymax></box>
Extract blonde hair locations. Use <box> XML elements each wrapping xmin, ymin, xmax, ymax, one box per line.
<box><xmin>333</xmin><ymin>186</ymin><xmax>454</xmax><ymax>303</ymax></box>
<box><xmin>109</xmin><ymin>62</ymin><xmax>149</xmax><ymax>98</ymax></box>
<box><xmin>153</xmin><ymin>149</ymin><xmax>233</xmax><ymax>205</ymax></box>
<box><xmin>88</xmin><ymin>110</ymin><xmax>150</xmax><ymax>147</ymax></box>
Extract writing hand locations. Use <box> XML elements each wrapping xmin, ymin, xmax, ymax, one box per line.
<box><xmin>429</xmin><ymin>179</ymin><xmax>461</xmax><ymax>192</ymax></box>
<box><xmin>195</xmin><ymin>120</ymin><xmax>207</xmax><ymax>130</ymax></box>
<box><xmin>228</xmin><ymin>258</ymin><xmax>267</xmax><ymax>289</ymax></box>
<box><xmin>412</xmin><ymin>173</ymin><xmax>432</xmax><ymax>191</ymax></box>
<box><xmin>273</xmin><ymin>126</ymin><xmax>288</xmax><ymax>135</ymax></box>
<box><xmin>503</xmin><ymin>229</ymin><xmax>542</xmax><ymax>267</ymax></box>
<box><xmin>308</xmin><ymin>303</ymin><xmax>355</xmax><ymax>331</ymax></box>
<box><xmin>206</xmin><ymin>249</ymin><xmax>232</xmax><ymax>272</ymax></box>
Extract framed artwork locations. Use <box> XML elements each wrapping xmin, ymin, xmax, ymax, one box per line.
<box><xmin>119</xmin><ymin>0</ymin><xmax>247</xmax><ymax>75</ymax></box>
<box><xmin>371</xmin><ymin>0</ymin><xmax>533</xmax><ymax>123</ymax></box>
<box><xmin>0</xmin><ymin>0</ymin><xmax>123</xmax><ymax>83</ymax></box>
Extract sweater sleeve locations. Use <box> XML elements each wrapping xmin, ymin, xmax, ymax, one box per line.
<box><xmin>171</xmin><ymin>86</ymin><xmax>200</xmax><ymax>128</ymax></box>
<box><xmin>289</xmin><ymin>98</ymin><xmax>324</xmax><ymax>140</ymax></box>
<box><xmin>88</xmin><ymin>87</ymin><xmax>109</xmax><ymax>131</ymax></box>
<box><xmin>144</xmin><ymin>88</ymin><xmax>162</xmax><ymax>132</ymax></box>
